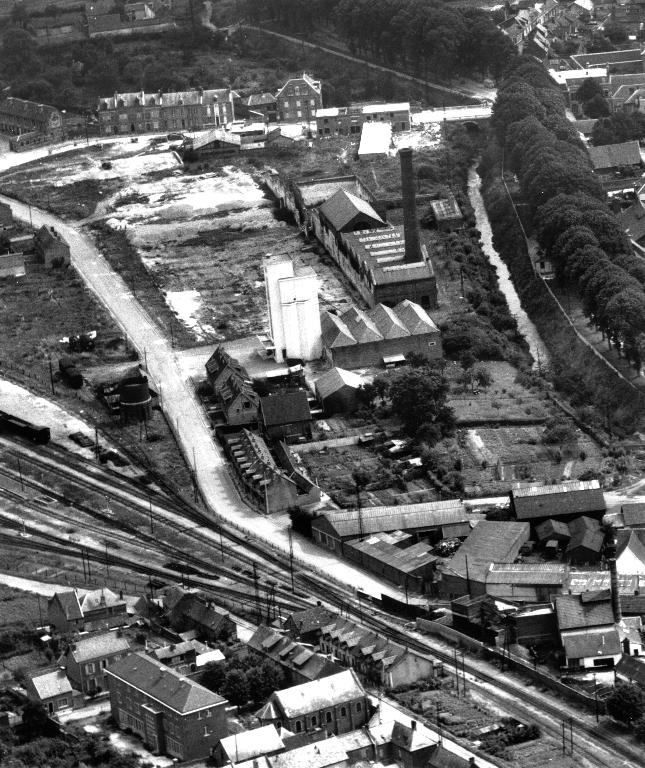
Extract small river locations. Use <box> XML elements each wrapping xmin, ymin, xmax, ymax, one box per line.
<box><xmin>467</xmin><ymin>166</ymin><xmax>550</xmax><ymax>369</ymax></box>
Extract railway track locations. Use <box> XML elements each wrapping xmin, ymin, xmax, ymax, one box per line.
<box><xmin>0</xmin><ymin>435</ymin><xmax>640</xmax><ymax>766</ymax></box>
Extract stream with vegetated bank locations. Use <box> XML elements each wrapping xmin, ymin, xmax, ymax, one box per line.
<box><xmin>467</xmin><ymin>165</ymin><xmax>550</xmax><ymax>370</ymax></box>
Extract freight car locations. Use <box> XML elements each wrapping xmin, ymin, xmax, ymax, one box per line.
<box><xmin>58</xmin><ymin>356</ymin><xmax>83</xmax><ymax>389</ymax></box>
<box><xmin>0</xmin><ymin>410</ymin><xmax>50</xmax><ymax>444</ymax></box>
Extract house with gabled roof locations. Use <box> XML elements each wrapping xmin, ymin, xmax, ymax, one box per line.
<box><xmin>247</xmin><ymin>624</ymin><xmax>344</xmax><ymax>685</ymax></box>
<box><xmin>621</xmin><ymin>503</ymin><xmax>645</xmax><ymax>528</ymax></box>
<box><xmin>276</xmin><ymin>74</ymin><xmax>322</xmax><ymax>123</ymax></box>
<box><xmin>48</xmin><ymin>587</ymin><xmax>127</xmax><ymax>634</ymax></box>
<box><xmin>34</xmin><ymin>225</ymin><xmax>70</xmax><ymax>268</ymax></box>
<box><xmin>106</xmin><ymin>651</ymin><xmax>228</xmax><ymax>761</ymax></box>
<box><xmin>617</xmin><ymin>528</ymin><xmax>645</xmax><ymax>574</ymax></box>
<box><xmin>283</xmin><ymin>605</ymin><xmax>339</xmax><ymax>644</ymax></box>
<box><xmin>567</xmin><ymin>516</ymin><xmax>604</xmax><ymax>564</ymax></box>
<box><xmin>259</xmin><ymin>390</ymin><xmax>312</xmax><ymax>442</ymax></box>
<box><xmin>63</xmin><ymin>630</ymin><xmax>130</xmax><ymax>694</ymax></box>
<box><xmin>314</xmin><ymin>367</ymin><xmax>363</xmax><ymax>414</ymax></box>
<box><xmin>588</xmin><ymin>140</ymin><xmax>642</xmax><ymax>175</ymax></box>
<box><xmin>168</xmin><ymin>591</ymin><xmax>237</xmax><ymax>642</ymax></box>
<box><xmin>25</xmin><ymin>668</ymin><xmax>83</xmax><ymax>715</ymax></box>
<box><xmin>256</xmin><ymin>669</ymin><xmax>368</xmax><ymax>736</ymax></box>
<box><xmin>555</xmin><ymin>592</ymin><xmax>623</xmax><ymax>668</ymax></box>
<box><xmin>485</xmin><ymin>562</ymin><xmax>568</xmax><ymax>602</ymax></box>
<box><xmin>213</xmin><ymin>724</ymin><xmax>287</xmax><ymax>766</ymax></box>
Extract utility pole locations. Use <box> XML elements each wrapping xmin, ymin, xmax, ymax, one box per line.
<box><xmin>105</xmin><ymin>540</ymin><xmax>110</xmax><ymax>581</ymax></box>
<box><xmin>148</xmin><ymin>495</ymin><xmax>154</xmax><ymax>534</ymax></box>
<box><xmin>16</xmin><ymin>457</ymin><xmax>24</xmax><ymax>492</ymax></box>
<box><xmin>94</xmin><ymin>426</ymin><xmax>100</xmax><ymax>461</ymax></box>
<box><xmin>48</xmin><ymin>360</ymin><xmax>56</xmax><ymax>395</ymax></box>
<box><xmin>252</xmin><ymin>562</ymin><xmax>261</xmax><ymax>622</ymax></box>
<box><xmin>37</xmin><ymin>594</ymin><xmax>43</xmax><ymax>629</ymax></box>
<box><xmin>436</xmin><ymin>700</ymin><xmax>442</xmax><ymax>743</ymax></box>
<box><xmin>593</xmin><ymin>671</ymin><xmax>599</xmax><ymax>723</ymax></box>
<box><xmin>218</xmin><ymin>524</ymin><xmax>225</xmax><ymax>562</ymax></box>
<box><xmin>288</xmin><ymin>527</ymin><xmax>295</xmax><ymax>593</ymax></box>
<box><xmin>454</xmin><ymin>649</ymin><xmax>460</xmax><ymax>696</ymax></box>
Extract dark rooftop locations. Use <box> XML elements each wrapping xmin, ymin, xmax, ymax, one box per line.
<box><xmin>511</xmin><ymin>480</ymin><xmax>605</xmax><ymax>521</ymax></box>
<box><xmin>260</xmin><ymin>390</ymin><xmax>311</xmax><ymax>427</ymax></box>
<box><xmin>555</xmin><ymin>593</ymin><xmax>615</xmax><ymax>631</ymax></box>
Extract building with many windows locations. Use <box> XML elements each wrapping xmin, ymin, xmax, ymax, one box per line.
<box><xmin>0</xmin><ymin>96</ymin><xmax>64</xmax><ymax>150</ymax></box>
<box><xmin>63</xmin><ymin>631</ymin><xmax>131</xmax><ymax>694</ymax></box>
<box><xmin>276</xmin><ymin>74</ymin><xmax>322</xmax><ymax>122</ymax></box>
<box><xmin>97</xmin><ymin>88</ymin><xmax>237</xmax><ymax>135</ymax></box>
<box><xmin>106</xmin><ymin>651</ymin><xmax>228</xmax><ymax>761</ymax></box>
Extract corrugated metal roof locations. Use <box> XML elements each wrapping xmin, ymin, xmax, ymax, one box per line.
<box><xmin>555</xmin><ymin>593</ymin><xmax>614</xmax><ymax>630</ymax></box>
<box><xmin>486</xmin><ymin>562</ymin><xmax>568</xmax><ymax>585</ymax></box>
<box><xmin>444</xmin><ymin>521</ymin><xmax>530</xmax><ymax>583</ymax></box>
<box><xmin>512</xmin><ymin>481</ymin><xmax>605</xmax><ymax>521</ymax></box>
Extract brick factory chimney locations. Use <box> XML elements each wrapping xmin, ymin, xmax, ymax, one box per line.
<box><xmin>606</xmin><ymin>526</ymin><xmax>622</xmax><ymax>623</ymax></box>
<box><xmin>399</xmin><ymin>147</ymin><xmax>422</xmax><ymax>263</ymax></box>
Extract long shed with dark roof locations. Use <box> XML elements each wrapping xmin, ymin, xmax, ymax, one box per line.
<box><xmin>510</xmin><ymin>480</ymin><xmax>605</xmax><ymax>525</ymax></box>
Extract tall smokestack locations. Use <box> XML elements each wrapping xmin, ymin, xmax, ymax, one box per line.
<box><xmin>606</xmin><ymin>526</ymin><xmax>622</xmax><ymax>623</ymax></box>
<box><xmin>399</xmin><ymin>147</ymin><xmax>422</xmax><ymax>264</ymax></box>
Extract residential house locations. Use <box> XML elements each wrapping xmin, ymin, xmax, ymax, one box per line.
<box><xmin>256</xmin><ymin>669</ymin><xmax>369</xmax><ymax>735</ymax></box>
<box><xmin>314</xmin><ymin>367</ymin><xmax>363</xmax><ymax>415</ymax></box>
<box><xmin>312</xmin><ymin>500</ymin><xmax>482</xmax><ymax>555</ymax></box>
<box><xmin>213</xmin><ymin>725</ymin><xmax>286</xmax><ymax>767</ymax></box>
<box><xmin>555</xmin><ymin>592</ymin><xmax>623</xmax><ymax>668</ymax></box>
<box><xmin>64</xmin><ymin>631</ymin><xmax>131</xmax><ymax>693</ymax></box>
<box><xmin>320</xmin><ymin>300</ymin><xmax>442</xmax><ymax>369</ymax></box>
<box><xmin>220</xmin><ymin>428</ymin><xmax>320</xmax><ymax>512</ymax></box>
<box><xmin>0</xmin><ymin>96</ymin><xmax>64</xmax><ymax>150</ymax></box>
<box><xmin>106</xmin><ymin>651</ymin><xmax>228</xmax><ymax>761</ymax></box>
<box><xmin>315</xmin><ymin>102</ymin><xmax>411</xmax><ymax>137</ymax></box>
<box><xmin>259</xmin><ymin>390</ymin><xmax>312</xmax><ymax>442</ymax></box>
<box><xmin>509</xmin><ymin>479</ymin><xmax>606</xmax><ymax>527</ymax></box>
<box><xmin>535</xmin><ymin>518</ymin><xmax>571</xmax><ymax>546</ymax></box>
<box><xmin>168</xmin><ymin>592</ymin><xmax>237</xmax><ymax>642</ymax></box>
<box><xmin>47</xmin><ymin>587</ymin><xmax>128</xmax><ymax>633</ymax></box>
<box><xmin>244</xmin><ymin>93</ymin><xmax>278</xmax><ymax>122</ymax></box>
<box><xmin>34</xmin><ymin>225</ymin><xmax>70</xmax><ymax>268</ymax></box>
<box><xmin>317</xmin><ymin>618</ymin><xmax>436</xmax><ymax>688</ymax></box>
<box><xmin>574</xmin><ymin>118</ymin><xmax>598</xmax><ymax>138</ymax></box>
<box><xmin>342</xmin><ymin>533</ymin><xmax>437</xmax><ymax>594</ymax></box>
<box><xmin>205</xmin><ymin>346</ymin><xmax>258</xmax><ymax>426</ymax></box>
<box><xmin>151</xmin><ymin>639</ymin><xmax>219</xmax><ymax>673</ymax></box>
<box><xmin>25</xmin><ymin>668</ymin><xmax>82</xmax><ymax>715</ymax></box>
<box><xmin>588</xmin><ymin>140</ymin><xmax>642</xmax><ymax>175</ymax></box>
<box><xmin>276</xmin><ymin>74</ymin><xmax>322</xmax><ymax>123</ymax></box>
<box><xmin>485</xmin><ymin>562</ymin><xmax>568</xmax><ymax>603</ymax></box>
<box><xmin>548</xmin><ymin>67</ymin><xmax>607</xmax><ymax>112</ymax></box>
<box><xmin>97</xmin><ymin>89</ymin><xmax>236</xmax><ymax>135</ymax></box>
<box><xmin>251</xmin><ymin>737</ymin><xmax>350</xmax><ymax>768</ymax></box>
<box><xmin>247</xmin><ymin>625</ymin><xmax>344</xmax><ymax>685</ymax></box>
<box><xmin>440</xmin><ymin>521</ymin><xmax>531</xmax><ymax>599</ymax></box>
<box><xmin>283</xmin><ymin>606</ymin><xmax>339</xmax><ymax>645</ymax></box>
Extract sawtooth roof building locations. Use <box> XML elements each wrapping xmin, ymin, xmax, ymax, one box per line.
<box><xmin>321</xmin><ymin>300</ymin><xmax>442</xmax><ymax>369</ymax></box>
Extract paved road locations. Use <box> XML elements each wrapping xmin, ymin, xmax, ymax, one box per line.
<box><xmin>0</xmin><ymin>192</ymin><xmax>410</xmax><ymax>600</ymax></box>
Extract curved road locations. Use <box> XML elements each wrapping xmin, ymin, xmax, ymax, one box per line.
<box><xmin>0</xmin><ymin>193</ymin><xmax>412</xmax><ymax>602</ymax></box>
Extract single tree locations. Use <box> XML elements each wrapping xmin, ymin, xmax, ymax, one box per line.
<box><xmin>606</xmin><ymin>683</ymin><xmax>643</xmax><ymax>725</ymax></box>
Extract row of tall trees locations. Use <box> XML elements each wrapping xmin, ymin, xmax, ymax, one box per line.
<box><xmin>245</xmin><ymin>0</ymin><xmax>515</xmax><ymax>80</ymax></box>
<box><xmin>492</xmin><ymin>57</ymin><xmax>645</xmax><ymax>371</ymax></box>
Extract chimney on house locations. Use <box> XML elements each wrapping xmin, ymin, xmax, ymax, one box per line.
<box><xmin>399</xmin><ymin>147</ymin><xmax>422</xmax><ymax>263</ymax></box>
<box><xmin>410</xmin><ymin>720</ymin><xmax>416</xmax><ymax>731</ymax></box>
<box><xmin>606</xmin><ymin>526</ymin><xmax>622</xmax><ymax>623</ymax></box>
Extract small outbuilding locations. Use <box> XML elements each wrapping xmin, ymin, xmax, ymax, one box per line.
<box><xmin>34</xmin><ymin>225</ymin><xmax>70</xmax><ymax>267</ymax></box>
<box><xmin>259</xmin><ymin>390</ymin><xmax>312</xmax><ymax>442</ymax></box>
<box><xmin>567</xmin><ymin>516</ymin><xmax>604</xmax><ymax>565</ymax></box>
<box><xmin>315</xmin><ymin>367</ymin><xmax>363</xmax><ymax>414</ymax></box>
<box><xmin>535</xmin><ymin>518</ymin><xmax>571</xmax><ymax>544</ymax></box>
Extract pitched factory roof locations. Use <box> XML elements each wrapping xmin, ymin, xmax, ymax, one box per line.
<box><xmin>622</xmin><ymin>503</ymin><xmax>645</xmax><ymax>527</ymax></box>
<box><xmin>486</xmin><ymin>562</ymin><xmax>568</xmax><ymax>585</ymax></box>
<box><xmin>319</xmin><ymin>188</ymin><xmax>384</xmax><ymax>232</ymax></box>
<box><xmin>561</xmin><ymin>627</ymin><xmax>621</xmax><ymax>659</ymax></box>
<box><xmin>260</xmin><ymin>390</ymin><xmax>311</xmax><ymax>427</ymax></box>
<box><xmin>190</xmin><ymin>128</ymin><xmax>241</xmax><ymax>151</ymax></box>
<box><xmin>312</xmin><ymin>499</ymin><xmax>477</xmax><ymax>540</ymax></box>
<box><xmin>588</xmin><ymin>140</ymin><xmax>642</xmax><ymax>171</ymax></box>
<box><xmin>218</xmin><ymin>725</ymin><xmax>285</xmax><ymax>762</ymax></box>
<box><xmin>29</xmin><ymin>669</ymin><xmax>73</xmax><ymax>701</ymax></box>
<box><xmin>99</xmin><ymin>88</ymin><xmax>233</xmax><ymax>109</ymax></box>
<box><xmin>314</xmin><ymin>367</ymin><xmax>363</xmax><ymax>400</ymax></box>
<box><xmin>341</xmin><ymin>227</ymin><xmax>434</xmax><ymax>286</ymax></box>
<box><xmin>70</xmin><ymin>632</ymin><xmax>130</xmax><ymax>663</ymax></box>
<box><xmin>444</xmin><ymin>521</ymin><xmax>530</xmax><ymax>583</ymax></box>
<box><xmin>106</xmin><ymin>651</ymin><xmax>226</xmax><ymax>713</ymax></box>
<box><xmin>510</xmin><ymin>480</ymin><xmax>605</xmax><ymax>521</ymax></box>
<box><xmin>362</xmin><ymin>102</ymin><xmax>410</xmax><ymax>115</ymax></box>
<box><xmin>555</xmin><ymin>593</ymin><xmax>615</xmax><ymax>630</ymax></box>
<box><xmin>571</xmin><ymin>48</ymin><xmax>643</xmax><ymax>67</ymax></box>
<box><xmin>0</xmin><ymin>97</ymin><xmax>61</xmax><ymax>121</ymax></box>
<box><xmin>321</xmin><ymin>300</ymin><xmax>439</xmax><ymax>350</ymax></box>
<box><xmin>271</xmin><ymin>669</ymin><xmax>365</xmax><ymax>718</ymax></box>
<box><xmin>345</xmin><ymin>534</ymin><xmax>437</xmax><ymax>576</ymax></box>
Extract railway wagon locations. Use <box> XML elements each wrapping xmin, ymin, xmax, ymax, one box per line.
<box><xmin>0</xmin><ymin>410</ymin><xmax>51</xmax><ymax>444</ymax></box>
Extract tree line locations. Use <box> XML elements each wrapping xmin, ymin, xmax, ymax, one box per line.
<box><xmin>492</xmin><ymin>56</ymin><xmax>645</xmax><ymax>371</ymax></box>
<box><xmin>244</xmin><ymin>0</ymin><xmax>515</xmax><ymax>81</ymax></box>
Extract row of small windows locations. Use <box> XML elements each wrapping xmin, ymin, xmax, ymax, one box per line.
<box><xmin>291</xmin><ymin>702</ymin><xmax>362</xmax><ymax>732</ymax></box>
